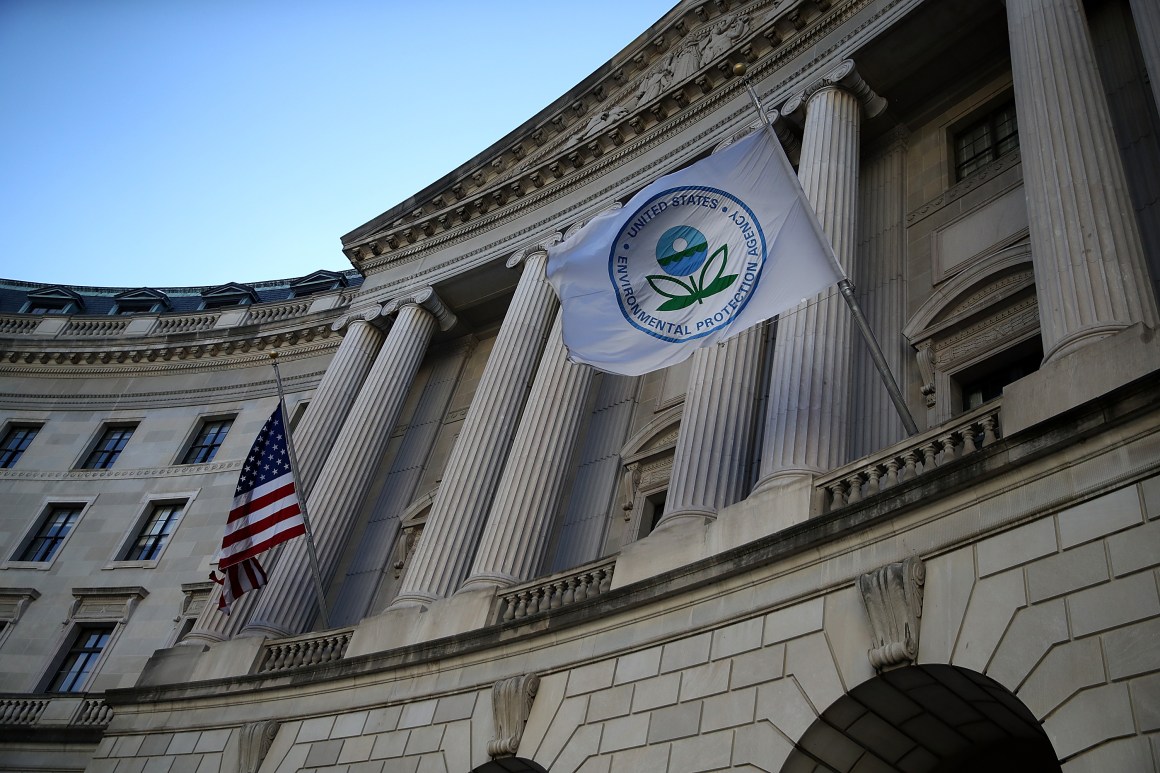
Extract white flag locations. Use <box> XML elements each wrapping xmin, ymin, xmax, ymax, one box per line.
<box><xmin>547</xmin><ymin>129</ymin><xmax>842</xmax><ymax>376</ymax></box>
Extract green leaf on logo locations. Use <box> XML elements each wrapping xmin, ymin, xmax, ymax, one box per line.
<box><xmin>657</xmin><ymin>295</ymin><xmax>701</xmax><ymax>312</ymax></box>
<box><xmin>702</xmin><ymin>274</ymin><xmax>738</xmax><ymax>297</ymax></box>
<box><xmin>646</xmin><ymin>274</ymin><xmax>694</xmax><ymax>299</ymax></box>
<box><xmin>699</xmin><ymin>244</ymin><xmax>728</xmax><ymax>292</ymax></box>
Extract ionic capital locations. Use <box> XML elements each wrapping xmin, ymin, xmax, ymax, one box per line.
<box><xmin>782</xmin><ymin>60</ymin><xmax>887</xmax><ymax>121</ymax></box>
<box><xmin>507</xmin><ymin>234</ymin><xmax>563</xmax><ymax>269</ymax></box>
<box><xmin>384</xmin><ymin>287</ymin><xmax>457</xmax><ymax>331</ymax></box>
<box><xmin>329</xmin><ymin>303</ymin><xmax>383</xmax><ymax>333</ymax></box>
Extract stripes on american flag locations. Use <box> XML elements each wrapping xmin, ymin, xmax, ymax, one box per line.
<box><xmin>211</xmin><ymin>401</ymin><xmax>305</xmax><ymax>613</ymax></box>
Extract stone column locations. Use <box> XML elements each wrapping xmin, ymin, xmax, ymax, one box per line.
<box><xmin>241</xmin><ymin>289</ymin><xmax>456</xmax><ymax>637</ymax></box>
<box><xmin>460</xmin><ymin>312</ymin><xmax>595</xmax><ymax>590</ymax></box>
<box><xmin>850</xmin><ymin>129</ymin><xmax>911</xmax><ymax>459</ymax></box>
<box><xmin>757</xmin><ymin>61</ymin><xmax>882</xmax><ymax>487</ymax></box>
<box><xmin>391</xmin><ymin>245</ymin><xmax>559</xmax><ymax>607</ymax></box>
<box><xmin>657</xmin><ymin>324</ymin><xmax>765</xmax><ymax>528</ymax></box>
<box><xmin>1128</xmin><ymin>0</ymin><xmax>1160</xmax><ymax>117</ymax></box>
<box><xmin>183</xmin><ymin>305</ymin><xmax>386</xmax><ymax>645</ymax></box>
<box><xmin>1007</xmin><ymin>0</ymin><xmax>1158</xmax><ymax>363</ymax></box>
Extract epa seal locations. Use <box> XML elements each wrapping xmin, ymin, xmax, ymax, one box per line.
<box><xmin>608</xmin><ymin>185</ymin><xmax>767</xmax><ymax>342</ymax></box>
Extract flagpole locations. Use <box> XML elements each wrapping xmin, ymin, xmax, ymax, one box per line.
<box><xmin>733</xmin><ymin>64</ymin><xmax>920</xmax><ymax>437</ymax></box>
<box><xmin>268</xmin><ymin>352</ymin><xmax>332</xmax><ymax>629</ymax></box>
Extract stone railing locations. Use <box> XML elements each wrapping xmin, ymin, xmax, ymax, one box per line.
<box><xmin>154</xmin><ymin>312</ymin><xmax>220</xmax><ymax>334</ymax></box>
<box><xmin>61</xmin><ymin>318</ymin><xmax>131</xmax><ymax>337</ymax></box>
<box><xmin>496</xmin><ymin>557</ymin><xmax>616</xmax><ymax>624</ymax></box>
<box><xmin>816</xmin><ymin>402</ymin><xmax>1002</xmax><ymax>514</ymax></box>
<box><xmin>0</xmin><ymin>316</ymin><xmax>39</xmax><ymax>335</ymax></box>
<box><xmin>254</xmin><ymin>627</ymin><xmax>355</xmax><ymax>674</ymax></box>
<box><xmin>245</xmin><ymin>299</ymin><xmax>314</xmax><ymax>325</ymax></box>
<box><xmin>0</xmin><ymin>694</ymin><xmax>113</xmax><ymax>728</ymax></box>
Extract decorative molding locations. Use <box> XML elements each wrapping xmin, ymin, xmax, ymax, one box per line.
<box><xmin>68</xmin><ymin>586</ymin><xmax>149</xmax><ymax>624</ymax></box>
<box><xmin>177</xmin><ymin>581</ymin><xmax>215</xmax><ymax>621</ymax></box>
<box><xmin>384</xmin><ymin>287</ymin><xmax>458</xmax><ymax>331</ymax></box>
<box><xmin>857</xmin><ymin>556</ymin><xmax>925</xmax><ymax>671</ymax></box>
<box><xmin>0</xmin><ymin>588</ymin><xmax>40</xmax><ymax>624</ymax></box>
<box><xmin>331</xmin><ymin>304</ymin><xmax>384</xmax><ymax>333</ymax></box>
<box><xmin>783</xmin><ymin>58</ymin><xmax>887</xmax><ymax>118</ymax></box>
<box><xmin>488</xmin><ymin>673</ymin><xmax>540</xmax><ymax>758</ymax></box>
<box><xmin>907</xmin><ymin>149</ymin><xmax>1023</xmax><ymax>225</ymax></box>
<box><xmin>238</xmin><ymin>720</ymin><xmax>280</xmax><ymax>773</ymax></box>
<box><xmin>0</xmin><ymin>460</ymin><xmax>242</xmax><ymax>483</ymax></box>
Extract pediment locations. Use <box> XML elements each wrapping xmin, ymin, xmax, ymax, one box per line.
<box><xmin>114</xmin><ymin>287</ymin><xmax>170</xmax><ymax>303</ymax></box>
<box><xmin>28</xmin><ymin>285</ymin><xmax>83</xmax><ymax>303</ymax></box>
<box><xmin>200</xmin><ymin>282</ymin><xmax>259</xmax><ymax>306</ymax></box>
<box><xmin>289</xmin><ymin>270</ymin><xmax>348</xmax><ymax>297</ymax></box>
<box><xmin>621</xmin><ymin>404</ymin><xmax>683</xmax><ymax>463</ymax></box>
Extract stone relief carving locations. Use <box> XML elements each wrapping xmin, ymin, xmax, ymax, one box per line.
<box><xmin>857</xmin><ymin>556</ymin><xmax>925</xmax><ymax>671</ymax></box>
<box><xmin>487</xmin><ymin>673</ymin><xmax>540</xmax><ymax>758</ymax></box>
<box><xmin>238</xmin><ymin>719</ymin><xmax>280</xmax><ymax>773</ymax></box>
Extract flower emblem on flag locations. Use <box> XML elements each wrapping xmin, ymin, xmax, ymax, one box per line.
<box><xmin>610</xmin><ymin>186</ymin><xmax>767</xmax><ymax>343</ymax></box>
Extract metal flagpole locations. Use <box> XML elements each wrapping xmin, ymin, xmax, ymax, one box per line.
<box><xmin>268</xmin><ymin>352</ymin><xmax>332</xmax><ymax>629</ymax></box>
<box><xmin>733</xmin><ymin>64</ymin><xmax>920</xmax><ymax>437</ymax></box>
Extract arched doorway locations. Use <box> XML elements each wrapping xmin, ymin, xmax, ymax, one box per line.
<box><xmin>781</xmin><ymin>665</ymin><xmax>1060</xmax><ymax>772</ymax></box>
<box><xmin>469</xmin><ymin>757</ymin><xmax>548</xmax><ymax>773</ymax></box>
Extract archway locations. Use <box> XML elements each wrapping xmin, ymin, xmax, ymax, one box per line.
<box><xmin>781</xmin><ymin>665</ymin><xmax>1060</xmax><ymax>772</ymax></box>
<box><xmin>469</xmin><ymin>758</ymin><xmax>548</xmax><ymax>773</ymax></box>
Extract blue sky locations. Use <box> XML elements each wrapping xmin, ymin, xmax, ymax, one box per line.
<box><xmin>0</xmin><ymin>1</ymin><xmax>675</xmax><ymax>288</ymax></box>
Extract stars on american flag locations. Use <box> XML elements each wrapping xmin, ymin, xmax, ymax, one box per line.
<box><xmin>234</xmin><ymin>413</ymin><xmax>294</xmax><ymax>495</ymax></box>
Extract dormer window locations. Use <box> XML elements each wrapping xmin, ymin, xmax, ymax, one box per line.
<box><xmin>111</xmin><ymin>288</ymin><xmax>171</xmax><ymax>315</ymax></box>
<box><xmin>22</xmin><ymin>286</ymin><xmax>83</xmax><ymax>315</ymax></box>
<box><xmin>199</xmin><ymin>282</ymin><xmax>259</xmax><ymax>310</ymax></box>
<box><xmin>288</xmin><ymin>270</ymin><xmax>349</xmax><ymax>299</ymax></box>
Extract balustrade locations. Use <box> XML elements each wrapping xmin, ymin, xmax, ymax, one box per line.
<box><xmin>255</xmin><ymin>628</ymin><xmax>354</xmax><ymax>673</ymax></box>
<box><xmin>496</xmin><ymin>558</ymin><xmax>615</xmax><ymax>623</ymax></box>
<box><xmin>816</xmin><ymin>403</ymin><xmax>1001</xmax><ymax>513</ymax></box>
<box><xmin>0</xmin><ymin>694</ymin><xmax>112</xmax><ymax>728</ymax></box>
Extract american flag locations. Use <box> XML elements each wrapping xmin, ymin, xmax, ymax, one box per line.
<box><xmin>212</xmin><ymin>401</ymin><xmax>305</xmax><ymax>612</ymax></box>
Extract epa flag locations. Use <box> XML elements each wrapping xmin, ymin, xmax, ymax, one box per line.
<box><xmin>211</xmin><ymin>401</ymin><xmax>306</xmax><ymax>613</ymax></box>
<box><xmin>547</xmin><ymin>129</ymin><xmax>842</xmax><ymax>376</ymax></box>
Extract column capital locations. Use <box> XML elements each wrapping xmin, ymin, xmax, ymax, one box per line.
<box><xmin>384</xmin><ymin>287</ymin><xmax>457</xmax><ymax>331</ymax></box>
<box><xmin>506</xmin><ymin>234</ymin><xmax>562</xmax><ymax>269</ymax></box>
<box><xmin>330</xmin><ymin>303</ymin><xmax>383</xmax><ymax>333</ymax></box>
<box><xmin>782</xmin><ymin>60</ymin><xmax>887</xmax><ymax>121</ymax></box>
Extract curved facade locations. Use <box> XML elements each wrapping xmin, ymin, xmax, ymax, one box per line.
<box><xmin>2</xmin><ymin>0</ymin><xmax>1160</xmax><ymax>770</ymax></box>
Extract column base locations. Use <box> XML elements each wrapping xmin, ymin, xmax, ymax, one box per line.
<box><xmin>237</xmin><ymin>620</ymin><xmax>295</xmax><ymax>640</ymax></box>
<box><xmin>347</xmin><ymin>586</ymin><xmax>498</xmax><ymax>657</ymax></box>
<box><xmin>1042</xmin><ymin>322</ymin><xmax>1132</xmax><ymax>365</ymax></box>
<box><xmin>752</xmin><ymin>468</ymin><xmax>820</xmax><ymax>496</ymax></box>
<box><xmin>457</xmin><ymin>572</ymin><xmax>519</xmax><ymax>594</ymax></box>
<box><xmin>654</xmin><ymin>507</ymin><xmax>717</xmax><ymax>530</ymax></box>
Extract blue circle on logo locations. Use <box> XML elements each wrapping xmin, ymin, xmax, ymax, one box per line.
<box><xmin>655</xmin><ymin>225</ymin><xmax>708</xmax><ymax>277</ymax></box>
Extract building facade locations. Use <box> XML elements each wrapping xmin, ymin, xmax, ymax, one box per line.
<box><xmin>2</xmin><ymin>0</ymin><xmax>1160</xmax><ymax>770</ymax></box>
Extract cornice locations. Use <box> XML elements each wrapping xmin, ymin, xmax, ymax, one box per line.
<box><xmin>351</xmin><ymin>0</ymin><xmax>907</xmax><ymax>288</ymax></box>
<box><xmin>0</xmin><ymin>459</ymin><xmax>242</xmax><ymax>483</ymax></box>
<box><xmin>345</xmin><ymin>0</ymin><xmax>870</xmax><ymax>272</ymax></box>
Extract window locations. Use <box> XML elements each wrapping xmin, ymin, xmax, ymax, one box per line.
<box><xmin>122</xmin><ymin>502</ymin><xmax>184</xmax><ymax>561</ymax></box>
<box><xmin>181</xmin><ymin>418</ymin><xmax>233</xmax><ymax>464</ymax></box>
<box><xmin>954</xmin><ymin>101</ymin><xmax>1019</xmax><ymax>180</ymax></box>
<box><xmin>958</xmin><ymin>338</ymin><xmax>1043</xmax><ymax>412</ymax></box>
<box><xmin>46</xmin><ymin>625</ymin><xmax>114</xmax><ymax>693</ymax></box>
<box><xmin>17</xmin><ymin>505</ymin><xmax>83</xmax><ymax>562</ymax></box>
<box><xmin>0</xmin><ymin>424</ymin><xmax>39</xmax><ymax>468</ymax></box>
<box><xmin>82</xmin><ymin>425</ymin><xmax>136</xmax><ymax>469</ymax></box>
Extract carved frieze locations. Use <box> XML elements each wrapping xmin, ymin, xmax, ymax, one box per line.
<box><xmin>857</xmin><ymin>556</ymin><xmax>925</xmax><ymax>671</ymax></box>
<box><xmin>488</xmin><ymin>673</ymin><xmax>540</xmax><ymax>758</ymax></box>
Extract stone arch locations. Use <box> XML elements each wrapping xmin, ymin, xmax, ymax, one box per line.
<box><xmin>617</xmin><ymin>404</ymin><xmax>683</xmax><ymax>540</ymax></box>
<box><xmin>469</xmin><ymin>758</ymin><xmax>549</xmax><ymax>773</ymax></box>
<box><xmin>780</xmin><ymin>664</ymin><xmax>1060</xmax><ymax>772</ymax></box>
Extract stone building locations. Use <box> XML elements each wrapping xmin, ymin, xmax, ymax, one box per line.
<box><xmin>2</xmin><ymin>0</ymin><xmax>1159</xmax><ymax>770</ymax></box>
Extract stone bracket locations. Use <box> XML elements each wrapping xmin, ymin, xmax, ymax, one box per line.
<box><xmin>488</xmin><ymin>673</ymin><xmax>540</xmax><ymax>758</ymax></box>
<box><xmin>857</xmin><ymin>556</ymin><xmax>925</xmax><ymax>671</ymax></box>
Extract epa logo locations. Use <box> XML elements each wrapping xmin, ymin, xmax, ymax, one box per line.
<box><xmin>608</xmin><ymin>185</ymin><xmax>768</xmax><ymax>343</ymax></box>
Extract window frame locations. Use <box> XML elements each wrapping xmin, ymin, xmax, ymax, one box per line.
<box><xmin>42</xmin><ymin>624</ymin><xmax>116</xmax><ymax>694</ymax></box>
<box><xmin>108</xmin><ymin>491</ymin><xmax>197</xmax><ymax>568</ymax></box>
<box><xmin>5</xmin><ymin>499</ymin><xmax>94</xmax><ymax>569</ymax></box>
<box><xmin>78</xmin><ymin>423</ymin><xmax>138</xmax><ymax>470</ymax></box>
<box><xmin>950</xmin><ymin>98</ymin><xmax>1019</xmax><ymax>182</ymax></box>
<box><xmin>0</xmin><ymin>422</ymin><xmax>42</xmax><ymax>469</ymax></box>
<box><xmin>177</xmin><ymin>415</ymin><xmax>235</xmax><ymax>465</ymax></box>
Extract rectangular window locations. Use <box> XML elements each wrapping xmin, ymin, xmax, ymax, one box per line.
<box><xmin>181</xmin><ymin>418</ymin><xmax>233</xmax><ymax>464</ymax></box>
<box><xmin>0</xmin><ymin>424</ymin><xmax>39</xmax><ymax>468</ymax></box>
<box><xmin>47</xmin><ymin>625</ymin><xmax>114</xmax><ymax>693</ymax></box>
<box><xmin>82</xmin><ymin>425</ymin><xmax>136</xmax><ymax>469</ymax></box>
<box><xmin>954</xmin><ymin>101</ymin><xmax>1019</xmax><ymax>180</ymax></box>
<box><xmin>18</xmin><ymin>505</ymin><xmax>83</xmax><ymax>562</ymax></box>
<box><xmin>123</xmin><ymin>502</ymin><xmax>184</xmax><ymax>561</ymax></box>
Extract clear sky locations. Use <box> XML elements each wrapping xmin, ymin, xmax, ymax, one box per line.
<box><xmin>0</xmin><ymin>1</ymin><xmax>675</xmax><ymax>289</ymax></box>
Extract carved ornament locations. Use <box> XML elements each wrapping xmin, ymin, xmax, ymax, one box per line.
<box><xmin>488</xmin><ymin>673</ymin><xmax>540</xmax><ymax>758</ymax></box>
<box><xmin>857</xmin><ymin>556</ymin><xmax>925</xmax><ymax>671</ymax></box>
<box><xmin>238</xmin><ymin>720</ymin><xmax>280</xmax><ymax>773</ymax></box>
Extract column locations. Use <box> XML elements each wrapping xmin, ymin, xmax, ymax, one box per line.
<box><xmin>1007</xmin><ymin>0</ymin><xmax>1159</xmax><ymax>363</ymax></box>
<box><xmin>657</xmin><ymin>324</ymin><xmax>765</xmax><ymax>528</ymax></box>
<box><xmin>183</xmin><ymin>304</ymin><xmax>386</xmax><ymax>645</ymax></box>
<box><xmin>460</xmin><ymin>312</ymin><xmax>595</xmax><ymax>590</ymax></box>
<box><xmin>1128</xmin><ymin>0</ymin><xmax>1160</xmax><ymax>118</ymax></box>
<box><xmin>757</xmin><ymin>61</ymin><xmax>881</xmax><ymax>487</ymax></box>
<box><xmin>850</xmin><ymin>129</ymin><xmax>910</xmax><ymax>459</ymax></box>
<box><xmin>392</xmin><ymin>245</ymin><xmax>559</xmax><ymax>607</ymax></box>
<box><xmin>242</xmin><ymin>289</ymin><xmax>456</xmax><ymax>637</ymax></box>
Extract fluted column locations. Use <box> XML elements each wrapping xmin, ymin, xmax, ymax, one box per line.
<box><xmin>1007</xmin><ymin>0</ymin><xmax>1159</xmax><ymax>362</ymax></box>
<box><xmin>241</xmin><ymin>289</ymin><xmax>456</xmax><ymax>637</ymax></box>
<box><xmin>657</xmin><ymin>324</ymin><xmax>765</xmax><ymax>528</ymax></box>
<box><xmin>183</xmin><ymin>305</ymin><xmax>386</xmax><ymax>645</ymax></box>
<box><xmin>850</xmin><ymin>129</ymin><xmax>910</xmax><ymax>459</ymax></box>
<box><xmin>1128</xmin><ymin>0</ymin><xmax>1160</xmax><ymax>118</ymax></box>
<box><xmin>758</xmin><ymin>61</ymin><xmax>877</xmax><ymax>487</ymax></box>
<box><xmin>392</xmin><ymin>246</ymin><xmax>559</xmax><ymax>607</ymax></box>
<box><xmin>460</xmin><ymin>312</ymin><xmax>595</xmax><ymax>590</ymax></box>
